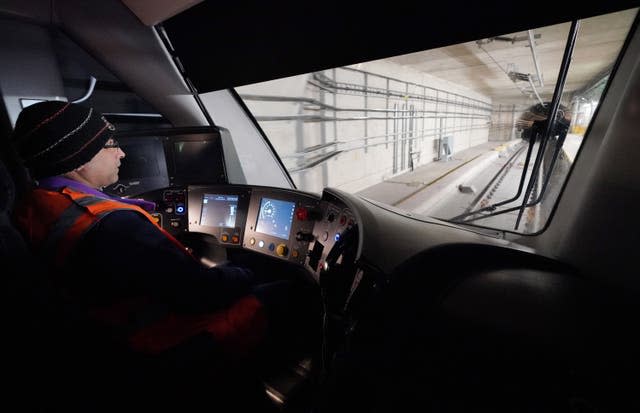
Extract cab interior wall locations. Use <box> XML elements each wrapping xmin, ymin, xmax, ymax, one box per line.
<box><xmin>0</xmin><ymin>19</ymin><xmax>65</xmax><ymax>125</ymax></box>
<box><xmin>59</xmin><ymin>0</ymin><xmax>210</xmax><ymax>127</ymax></box>
<box><xmin>0</xmin><ymin>0</ymin><xmax>206</xmax><ymax>128</ymax></box>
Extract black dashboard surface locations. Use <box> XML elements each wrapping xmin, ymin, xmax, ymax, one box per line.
<box><xmin>135</xmin><ymin>183</ymin><xmax>553</xmax><ymax>283</ymax></box>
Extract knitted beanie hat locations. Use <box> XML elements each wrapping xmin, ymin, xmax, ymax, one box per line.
<box><xmin>11</xmin><ymin>101</ymin><xmax>116</xmax><ymax>179</ymax></box>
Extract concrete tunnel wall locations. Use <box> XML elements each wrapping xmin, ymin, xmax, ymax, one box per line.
<box><xmin>237</xmin><ymin>58</ymin><xmax>496</xmax><ymax>195</ymax></box>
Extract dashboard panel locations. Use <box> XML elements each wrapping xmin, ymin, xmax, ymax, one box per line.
<box><xmin>188</xmin><ymin>186</ymin><xmax>251</xmax><ymax>247</ymax></box>
<box><xmin>134</xmin><ymin>183</ymin><xmax>541</xmax><ymax>287</ymax></box>
<box><xmin>188</xmin><ymin>185</ymin><xmax>322</xmax><ymax>266</ymax></box>
<box><xmin>243</xmin><ymin>187</ymin><xmax>319</xmax><ymax>265</ymax></box>
<box><xmin>306</xmin><ymin>198</ymin><xmax>356</xmax><ymax>276</ymax></box>
<box><xmin>102</xmin><ymin>127</ymin><xmax>363</xmax><ymax>280</ymax></box>
<box><xmin>135</xmin><ymin>184</ymin><xmax>359</xmax><ymax>281</ymax></box>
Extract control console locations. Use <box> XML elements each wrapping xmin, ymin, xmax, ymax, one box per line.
<box><xmin>133</xmin><ymin>187</ymin><xmax>189</xmax><ymax>237</ymax></box>
<box><xmin>188</xmin><ymin>185</ymin><xmax>321</xmax><ymax>265</ymax></box>
<box><xmin>243</xmin><ymin>187</ymin><xmax>320</xmax><ymax>265</ymax></box>
<box><xmin>306</xmin><ymin>197</ymin><xmax>356</xmax><ymax>278</ymax></box>
<box><xmin>188</xmin><ymin>186</ymin><xmax>250</xmax><ymax>247</ymax></box>
<box><xmin>131</xmin><ymin>184</ymin><xmax>357</xmax><ymax>275</ymax></box>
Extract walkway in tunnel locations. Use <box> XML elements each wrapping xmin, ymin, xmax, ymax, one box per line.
<box><xmin>357</xmin><ymin>134</ymin><xmax>581</xmax><ymax>232</ymax></box>
<box><xmin>357</xmin><ymin>139</ymin><xmax>521</xmax><ymax>215</ymax></box>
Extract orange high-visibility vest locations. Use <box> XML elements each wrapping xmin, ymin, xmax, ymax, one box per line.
<box><xmin>14</xmin><ymin>186</ymin><xmax>191</xmax><ymax>267</ymax></box>
<box><xmin>13</xmin><ymin>185</ymin><xmax>266</xmax><ymax>356</ymax></box>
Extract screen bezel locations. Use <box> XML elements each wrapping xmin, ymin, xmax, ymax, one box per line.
<box><xmin>104</xmin><ymin>126</ymin><xmax>227</xmax><ymax>196</ymax></box>
<box><xmin>187</xmin><ymin>185</ymin><xmax>250</xmax><ymax>245</ymax></box>
<box><xmin>165</xmin><ymin>132</ymin><xmax>227</xmax><ymax>186</ymax></box>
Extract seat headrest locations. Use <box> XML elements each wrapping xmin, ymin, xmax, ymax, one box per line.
<box><xmin>0</xmin><ymin>159</ymin><xmax>15</xmax><ymax>213</ymax></box>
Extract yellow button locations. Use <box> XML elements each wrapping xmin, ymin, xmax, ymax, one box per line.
<box><xmin>249</xmin><ymin>238</ymin><xmax>256</xmax><ymax>246</ymax></box>
<box><xmin>221</xmin><ymin>234</ymin><xmax>229</xmax><ymax>242</ymax></box>
<box><xmin>276</xmin><ymin>244</ymin><xmax>288</xmax><ymax>257</ymax></box>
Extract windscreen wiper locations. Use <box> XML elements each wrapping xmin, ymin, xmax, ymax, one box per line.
<box><xmin>454</xmin><ymin>20</ymin><xmax>580</xmax><ymax>230</ymax></box>
<box><xmin>449</xmin><ymin>141</ymin><xmax>529</xmax><ymax>222</ymax></box>
<box><xmin>456</xmin><ymin>128</ymin><xmax>564</xmax><ymax>225</ymax></box>
<box><xmin>514</xmin><ymin>20</ymin><xmax>579</xmax><ymax>230</ymax></box>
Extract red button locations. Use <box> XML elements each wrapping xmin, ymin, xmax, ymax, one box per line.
<box><xmin>296</xmin><ymin>207</ymin><xmax>308</xmax><ymax>221</ymax></box>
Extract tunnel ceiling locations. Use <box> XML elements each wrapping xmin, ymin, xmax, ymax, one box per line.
<box><xmin>387</xmin><ymin>8</ymin><xmax>637</xmax><ymax>107</ymax></box>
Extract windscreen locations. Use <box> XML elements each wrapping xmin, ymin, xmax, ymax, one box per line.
<box><xmin>231</xmin><ymin>8</ymin><xmax>637</xmax><ymax>234</ymax></box>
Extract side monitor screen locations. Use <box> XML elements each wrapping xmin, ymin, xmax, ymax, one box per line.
<box><xmin>119</xmin><ymin>141</ymin><xmax>164</xmax><ymax>179</ymax></box>
<box><xmin>200</xmin><ymin>194</ymin><xmax>238</xmax><ymax>228</ymax></box>
<box><xmin>104</xmin><ymin>136</ymin><xmax>168</xmax><ymax>196</ymax></box>
<box><xmin>172</xmin><ymin>139</ymin><xmax>226</xmax><ymax>184</ymax></box>
<box><xmin>255</xmin><ymin>197</ymin><xmax>296</xmax><ymax>240</ymax></box>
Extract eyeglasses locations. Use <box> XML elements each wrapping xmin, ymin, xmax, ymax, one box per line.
<box><xmin>103</xmin><ymin>139</ymin><xmax>119</xmax><ymax>149</ymax></box>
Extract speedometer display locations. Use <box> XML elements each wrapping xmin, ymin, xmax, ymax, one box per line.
<box><xmin>255</xmin><ymin>197</ymin><xmax>296</xmax><ymax>240</ymax></box>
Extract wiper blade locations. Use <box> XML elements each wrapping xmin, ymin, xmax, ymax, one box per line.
<box><xmin>514</xmin><ymin>20</ymin><xmax>580</xmax><ymax>230</ymax></box>
<box><xmin>457</xmin><ymin>128</ymin><xmax>569</xmax><ymax>225</ymax></box>
<box><xmin>450</xmin><ymin>141</ymin><xmax>528</xmax><ymax>222</ymax></box>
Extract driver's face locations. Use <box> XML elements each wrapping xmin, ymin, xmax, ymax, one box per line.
<box><xmin>78</xmin><ymin>138</ymin><xmax>126</xmax><ymax>188</ymax></box>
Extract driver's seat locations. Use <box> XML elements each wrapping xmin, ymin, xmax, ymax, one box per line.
<box><xmin>1</xmin><ymin>155</ymin><xmax>63</xmax><ymax>409</ymax></box>
<box><xmin>0</xmin><ymin>155</ymin><xmax>27</xmax><ymax>261</ymax></box>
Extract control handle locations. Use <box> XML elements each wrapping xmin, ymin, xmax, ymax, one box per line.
<box><xmin>296</xmin><ymin>207</ymin><xmax>323</xmax><ymax>221</ymax></box>
<box><xmin>296</xmin><ymin>231</ymin><xmax>315</xmax><ymax>242</ymax></box>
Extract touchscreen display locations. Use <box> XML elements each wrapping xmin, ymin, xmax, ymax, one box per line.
<box><xmin>200</xmin><ymin>194</ymin><xmax>238</xmax><ymax>227</ymax></box>
<box><xmin>255</xmin><ymin>198</ymin><xmax>296</xmax><ymax>240</ymax></box>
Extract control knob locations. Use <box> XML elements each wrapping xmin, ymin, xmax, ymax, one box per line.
<box><xmin>276</xmin><ymin>244</ymin><xmax>289</xmax><ymax>257</ymax></box>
